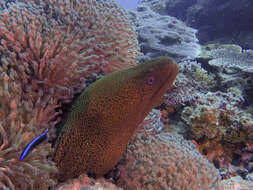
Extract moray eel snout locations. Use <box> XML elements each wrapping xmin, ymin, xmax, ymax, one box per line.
<box><xmin>53</xmin><ymin>56</ymin><xmax>178</xmax><ymax>181</ymax></box>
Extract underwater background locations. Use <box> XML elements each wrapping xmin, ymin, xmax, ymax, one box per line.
<box><xmin>0</xmin><ymin>0</ymin><xmax>252</xmax><ymax>189</ymax></box>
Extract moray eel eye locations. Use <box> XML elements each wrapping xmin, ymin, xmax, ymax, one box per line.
<box><xmin>147</xmin><ymin>76</ymin><xmax>155</xmax><ymax>85</ymax></box>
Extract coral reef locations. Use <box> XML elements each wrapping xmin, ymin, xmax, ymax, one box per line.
<box><xmin>161</xmin><ymin>43</ymin><xmax>253</xmax><ymax>127</ymax></box>
<box><xmin>150</xmin><ymin>43</ymin><xmax>253</xmax><ymax>181</ymax></box>
<box><xmin>163</xmin><ymin>59</ymin><xmax>217</xmax><ymax>108</ymax></box>
<box><xmin>117</xmin><ymin>132</ymin><xmax>221</xmax><ymax>190</ymax></box>
<box><xmin>180</xmin><ymin>88</ymin><xmax>253</xmax><ymax>175</ymax></box>
<box><xmin>185</xmin><ymin>107</ymin><xmax>252</xmax><ymax>144</ymax></box>
<box><xmin>1</xmin><ymin>0</ymin><xmax>251</xmax><ymax>188</ymax></box>
<box><xmin>197</xmin><ymin>44</ymin><xmax>253</xmax><ymax>115</ymax></box>
<box><xmin>127</xmin><ymin>1</ymin><xmax>253</xmax><ymax>187</ymax></box>
<box><xmin>0</xmin><ymin>0</ymin><xmax>140</xmax><ymax>188</ymax></box>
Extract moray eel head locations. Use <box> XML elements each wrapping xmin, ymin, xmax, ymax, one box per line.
<box><xmin>129</xmin><ymin>56</ymin><xmax>178</xmax><ymax>120</ymax></box>
<box><xmin>53</xmin><ymin>56</ymin><xmax>178</xmax><ymax>181</ymax></box>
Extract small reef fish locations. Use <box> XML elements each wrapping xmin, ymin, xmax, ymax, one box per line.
<box><xmin>19</xmin><ymin>129</ymin><xmax>49</xmax><ymax>161</ymax></box>
<box><xmin>53</xmin><ymin>56</ymin><xmax>178</xmax><ymax>181</ymax></box>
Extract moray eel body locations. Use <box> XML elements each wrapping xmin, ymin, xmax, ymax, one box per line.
<box><xmin>53</xmin><ymin>56</ymin><xmax>178</xmax><ymax>181</ymax></box>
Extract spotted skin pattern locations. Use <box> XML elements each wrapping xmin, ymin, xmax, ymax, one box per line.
<box><xmin>53</xmin><ymin>56</ymin><xmax>179</xmax><ymax>181</ymax></box>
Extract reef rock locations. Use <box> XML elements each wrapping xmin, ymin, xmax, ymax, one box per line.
<box><xmin>141</xmin><ymin>0</ymin><xmax>253</xmax><ymax>49</ymax></box>
<box><xmin>127</xmin><ymin>4</ymin><xmax>200</xmax><ymax>62</ymax></box>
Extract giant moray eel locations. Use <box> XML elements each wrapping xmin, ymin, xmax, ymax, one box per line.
<box><xmin>53</xmin><ymin>56</ymin><xmax>178</xmax><ymax>181</ymax></box>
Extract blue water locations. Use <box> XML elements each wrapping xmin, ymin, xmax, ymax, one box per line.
<box><xmin>114</xmin><ymin>0</ymin><xmax>141</xmax><ymax>9</ymax></box>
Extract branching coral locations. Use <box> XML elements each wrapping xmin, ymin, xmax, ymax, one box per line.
<box><xmin>0</xmin><ymin>0</ymin><xmax>140</xmax><ymax>189</ymax></box>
